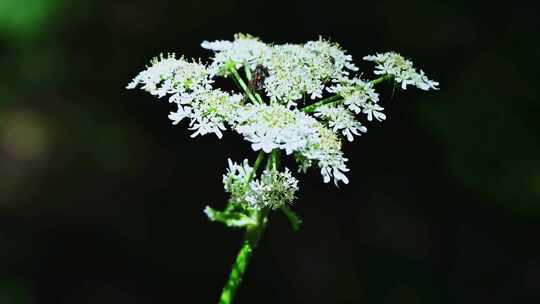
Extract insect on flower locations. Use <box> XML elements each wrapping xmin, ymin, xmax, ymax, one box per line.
<box><xmin>249</xmin><ymin>64</ymin><xmax>269</xmax><ymax>92</ymax></box>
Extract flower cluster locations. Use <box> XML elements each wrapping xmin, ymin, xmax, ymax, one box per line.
<box><xmin>222</xmin><ymin>159</ymin><xmax>254</xmax><ymax>205</ymax></box>
<box><xmin>201</xmin><ymin>33</ymin><xmax>272</xmax><ymax>76</ymax></box>
<box><xmin>297</xmin><ymin>123</ymin><xmax>350</xmax><ymax>185</ymax></box>
<box><xmin>235</xmin><ymin>103</ymin><xmax>318</xmax><ymax>154</ymax></box>
<box><xmin>127</xmin><ymin>34</ymin><xmax>439</xmax><ymax>194</ymax></box>
<box><xmin>223</xmin><ymin>159</ymin><xmax>298</xmax><ymax>210</ymax></box>
<box><xmin>327</xmin><ymin>78</ymin><xmax>384</xmax><ymax>121</ymax></box>
<box><xmin>314</xmin><ymin>105</ymin><xmax>367</xmax><ymax>142</ymax></box>
<box><xmin>168</xmin><ymin>89</ymin><xmax>243</xmax><ymax>138</ymax></box>
<box><xmin>263</xmin><ymin>41</ymin><xmax>356</xmax><ymax>106</ymax></box>
<box><xmin>248</xmin><ymin>168</ymin><xmax>298</xmax><ymax>209</ymax></box>
<box><xmin>126</xmin><ymin>53</ymin><xmax>212</xmax><ymax>98</ymax></box>
<box><xmin>202</xmin><ymin>35</ymin><xmax>357</xmax><ymax>107</ymax></box>
<box><xmin>363</xmin><ymin>52</ymin><xmax>439</xmax><ymax>91</ymax></box>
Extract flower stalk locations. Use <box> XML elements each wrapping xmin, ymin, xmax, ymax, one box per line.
<box><xmin>219</xmin><ymin>208</ymin><xmax>268</xmax><ymax>304</ymax></box>
<box><xmin>219</xmin><ymin>150</ymin><xmax>278</xmax><ymax>304</ymax></box>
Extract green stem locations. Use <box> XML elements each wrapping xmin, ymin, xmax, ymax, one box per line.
<box><xmin>300</xmin><ymin>75</ymin><xmax>393</xmax><ymax>113</ymax></box>
<box><xmin>271</xmin><ymin>149</ymin><xmax>280</xmax><ymax>170</ymax></box>
<box><xmin>254</xmin><ymin>92</ymin><xmax>264</xmax><ymax>104</ymax></box>
<box><xmin>281</xmin><ymin>205</ymin><xmax>302</xmax><ymax>231</ymax></box>
<box><xmin>246</xmin><ymin>151</ymin><xmax>265</xmax><ymax>183</ymax></box>
<box><xmin>370</xmin><ymin>74</ymin><xmax>393</xmax><ymax>85</ymax></box>
<box><xmin>219</xmin><ymin>208</ymin><xmax>268</xmax><ymax>304</ymax></box>
<box><xmin>300</xmin><ymin>94</ymin><xmax>342</xmax><ymax>113</ymax></box>
<box><xmin>219</xmin><ymin>152</ymin><xmax>278</xmax><ymax>304</ymax></box>
<box><xmin>229</xmin><ymin>66</ymin><xmax>259</xmax><ymax>104</ymax></box>
<box><xmin>243</xmin><ymin>65</ymin><xmax>252</xmax><ymax>81</ymax></box>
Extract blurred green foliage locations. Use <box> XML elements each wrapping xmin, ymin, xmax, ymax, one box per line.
<box><xmin>0</xmin><ymin>279</ymin><xmax>31</xmax><ymax>304</ymax></box>
<box><xmin>0</xmin><ymin>0</ymin><xmax>64</xmax><ymax>40</ymax></box>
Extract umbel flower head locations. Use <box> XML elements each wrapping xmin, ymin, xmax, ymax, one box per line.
<box><xmin>223</xmin><ymin>159</ymin><xmax>298</xmax><ymax>210</ymax></box>
<box><xmin>127</xmin><ymin>34</ymin><xmax>438</xmax><ymax>211</ymax></box>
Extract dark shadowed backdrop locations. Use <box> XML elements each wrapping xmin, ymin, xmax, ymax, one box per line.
<box><xmin>1</xmin><ymin>0</ymin><xmax>539</xmax><ymax>303</ymax></box>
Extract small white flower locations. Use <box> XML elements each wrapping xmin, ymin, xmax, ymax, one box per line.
<box><xmin>263</xmin><ymin>44</ymin><xmax>325</xmax><ymax>106</ymax></box>
<box><xmin>246</xmin><ymin>168</ymin><xmax>299</xmax><ymax>209</ymax></box>
<box><xmin>223</xmin><ymin>159</ymin><xmax>254</xmax><ymax>205</ymax></box>
<box><xmin>202</xmin><ymin>33</ymin><xmax>272</xmax><ymax>76</ymax></box>
<box><xmin>126</xmin><ymin>53</ymin><xmax>212</xmax><ymax>97</ymax></box>
<box><xmin>327</xmin><ymin>78</ymin><xmax>380</xmax><ymax>115</ymax></box>
<box><xmin>168</xmin><ymin>89</ymin><xmax>243</xmax><ymax>138</ymax></box>
<box><xmin>223</xmin><ymin>159</ymin><xmax>299</xmax><ymax>209</ymax></box>
<box><xmin>363</xmin><ymin>52</ymin><xmax>439</xmax><ymax>91</ymax></box>
<box><xmin>263</xmin><ymin>40</ymin><xmax>357</xmax><ymax>107</ymax></box>
<box><xmin>314</xmin><ymin>105</ymin><xmax>367</xmax><ymax>142</ymax></box>
<box><xmin>223</xmin><ymin>158</ymin><xmax>253</xmax><ymax>185</ymax></box>
<box><xmin>235</xmin><ymin>103</ymin><xmax>319</xmax><ymax>154</ymax></box>
<box><xmin>304</xmin><ymin>37</ymin><xmax>358</xmax><ymax>77</ymax></box>
<box><xmin>361</xmin><ymin>102</ymin><xmax>386</xmax><ymax>122</ymax></box>
<box><xmin>297</xmin><ymin>123</ymin><xmax>350</xmax><ymax>185</ymax></box>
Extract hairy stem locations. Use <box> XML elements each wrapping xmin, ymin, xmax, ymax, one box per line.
<box><xmin>219</xmin><ymin>151</ymin><xmax>278</xmax><ymax>304</ymax></box>
<box><xmin>300</xmin><ymin>75</ymin><xmax>394</xmax><ymax>113</ymax></box>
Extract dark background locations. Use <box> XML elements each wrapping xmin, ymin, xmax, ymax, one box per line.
<box><xmin>1</xmin><ymin>0</ymin><xmax>539</xmax><ymax>303</ymax></box>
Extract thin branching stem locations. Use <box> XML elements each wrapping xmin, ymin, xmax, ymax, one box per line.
<box><xmin>229</xmin><ymin>66</ymin><xmax>259</xmax><ymax>104</ymax></box>
<box><xmin>300</xmin><ymin>75</ymin><xmax>393</xmax><ymax>113</ymax></box>
<box><xmin>246</xmin><ymin>151</ymin><xmax>266</xmax><ymax>183</ymax></box>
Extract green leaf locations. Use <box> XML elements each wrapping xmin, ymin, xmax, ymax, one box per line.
<box><xmin>204</xmin><ymin>206</ymin><xmax>257</xmax><ymax>228</ymax></box>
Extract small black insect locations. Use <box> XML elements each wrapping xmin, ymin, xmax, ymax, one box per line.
<box><xmin>249</xmin><ymin>65</ymin><xmax>269</xmax><ymax>92</ymax></box>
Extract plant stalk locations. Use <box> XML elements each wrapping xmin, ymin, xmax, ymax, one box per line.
<box><xmin>218</xmin><ymin>150</ymin><xmax>279</xmax><ymax>304</ymax></box>
<box><xmin>218</xmin><ymin>208</ymin><xmax>268</xmax><ymax>304</ymax></box>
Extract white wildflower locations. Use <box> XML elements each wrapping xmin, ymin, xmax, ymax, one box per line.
<box><xmin>222</xmin><ymin>159</ymin><xmax>299</xmax><ymax>209</ymax></box>
<box><xmin>303</xmin><ymin>37</ymin><xmax>358</xmax><ymax>78</ymax></box>
<box><xmin>126</xmin><ymin>53</ymin><xmax>212</xmax><ymax>98</ymax></box>
<box><xmin>246</xmin><ymin>168</ymin><xmax>299</xmax><ymax>209</ymax></box>
<box><xmin>202</xmin><ymin>33</ymin><xmax>272</xmax><ymax>76</ymax></box>
<box><xmin>327</xmin><ymin>78</ymin><xmax>380</xmax><ymax>115</ymax></box>
<box><xmin>297</xmin><ymin>123</ymin><xmax>350</xmax><ymax>185</ymax></box>
<box><xmin>263</xmin><ymin>44</ymin><xmax>325</xmax><ymax>105</ymax></box>
<box><xmin>264</xmin><ymin>41</ymin><xmax>357</xmax><ymax>106</ymax></box>
<box><xmin>314</xmin><ymin>105</ymin><xmax>367</xmax><ymax>141</ymax></box>
<box><xmin>223</xmin><ymin>159</ymin><xmax>254</xmax><ymax>205</ymax></box>
<box><xmin>203</xmin><ymin>35</ymin><xmax>359</xmax><ymax>108</ymax></box>
<box><xmin>363</xmin><ymin>52</ymin><xmax>439</xmax><ymax>91</ymax></box>
<box><xmin>361</xmin><ymin>102</ymin><xmax>386</xmax><ymax>122</ymax></box>
<box><xmin>168</xmin><ymin>89</ymin><xmax>243</xmax><ymax>138</ymax></box>
<box><xmin>235</xmin><ymin>103</ymin><xmax>319</xmax><ymax>154</ymax></box>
